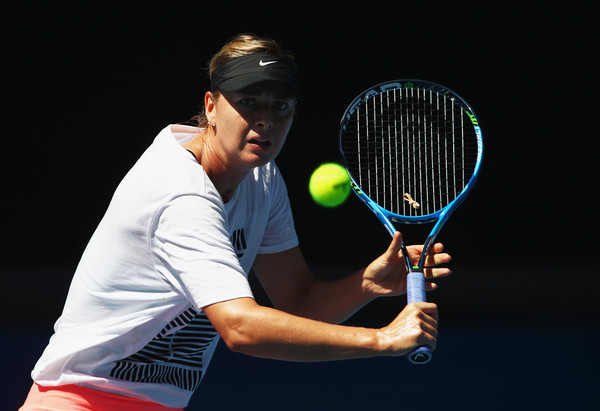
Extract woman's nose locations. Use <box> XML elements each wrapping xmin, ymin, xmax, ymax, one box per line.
<box><xmin>254</xmin><ymin>105</ymin><xmax>274</xmax><ymax>129</ymax></box>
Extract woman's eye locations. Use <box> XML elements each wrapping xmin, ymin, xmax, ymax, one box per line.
<box><xmin>274</xmin><ymin>101</ymin><xmax>289</xmax><ymax>110</ymax></box>
<box><xmin>240</xmin><ymin>98</ymin><xmax>256</xmax><ymax>106</ymax></box>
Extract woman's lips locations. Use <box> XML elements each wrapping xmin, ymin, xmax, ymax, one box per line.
<box><xmin>248</xmin><ymin>138</ymin><xmax>271</xmax><ymax>148</ymax></box>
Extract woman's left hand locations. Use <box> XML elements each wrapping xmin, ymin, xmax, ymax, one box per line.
<box><xmin>361</xmin><ymin>231</ymin><xmax>452</xmax><ymax>297</ymax></box>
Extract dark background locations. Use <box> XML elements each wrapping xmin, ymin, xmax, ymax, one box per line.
<box><xmin>3</xmin><ymin>4</ymin><xmax>597</xmax><ymax>410</ymax></box>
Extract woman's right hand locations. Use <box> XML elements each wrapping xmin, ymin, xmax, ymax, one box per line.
<box><xmin>376</xmin><ymin>302</ymin><xmax>439</xmax><ymax>356</ymax></box>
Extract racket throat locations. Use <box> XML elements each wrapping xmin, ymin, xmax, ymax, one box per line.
<box><xmin>416</xmin><ymin>235</ymin><xmax>436</xmax><ymax>269</ymax></box>
<box><xmin>401</xmin><ymin>245</ymin><xmax>427</xmax><ymax>274</ymax></box>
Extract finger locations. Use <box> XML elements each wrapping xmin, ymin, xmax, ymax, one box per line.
<box><xmin>409</xmin><ymin>305</ymin><xmax>439</xmax><ymax>350</ymax></box>
<box><xmin>417</xmin><ymin>327</ymin><xmax>438</xmax><ymax>352</ymax></box>
<box><xmin>427</xmin><ymin>242</ymin><xmax>444</xmax><ymax>254</ymax></box>
<box><xmin>386</xmin><ymin>231</ymin><xmax>403</xmax><ymax>257</ymax></box>
<box><xmin>408</xmin><ymin>242</ymin><xmax>445</xmax><ymax>256</ymax></box>
<box><xmin>405</xmin><ymin>244</ymin><xmax>443</xmax><ymax>262</ymax></box>
<box><xmin>409</xmin><ymin>302</ymin><xmax>439</xmax><ymax>323</ymax></box>
<box><xmin>425</xmin><ymin>252</ymin><xmax>452</xmax><ymax>267</ymax></box>
<box><xmin>424</xmin><ymin>267</ymin><xmax>452</xmax><ymax>280</ymax></box>
<box><xmin>419</xmin><ymin>319</ymin><xmax>439</xmax><ymax>339</ymax></box>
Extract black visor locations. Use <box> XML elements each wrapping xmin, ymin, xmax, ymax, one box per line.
<box><xmin>210</xmin><ymin>53</ymin><xmax>298</xmax><ymax>94</ymax></box>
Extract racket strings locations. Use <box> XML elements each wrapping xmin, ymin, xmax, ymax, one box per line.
<box><xmin>342</xmin><ymin>86</ymin><xmax>479</xmax><ymax>217</ymax></box>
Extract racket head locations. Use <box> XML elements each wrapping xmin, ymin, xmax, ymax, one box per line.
<box><xmin>339</xmin><ymin>79</ymin><xmax>483</xmax><ymax>225</ymax></box>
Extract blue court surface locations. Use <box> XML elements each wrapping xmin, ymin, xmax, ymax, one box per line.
<box><xmin>7</xmin><ymin>321</ymin><xmax>598</xmax><ymax>410</ymax></box>
<box><xmin>199</xmin><ymin>324</ymin><xmax>598</xmax><ymax>410</ymax></box>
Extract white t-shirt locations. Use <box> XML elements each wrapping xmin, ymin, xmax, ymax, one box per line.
<box><xmin>31</xmin><ymin>125</ymin><xmax>299</xmax><ymax>407</ymax></box>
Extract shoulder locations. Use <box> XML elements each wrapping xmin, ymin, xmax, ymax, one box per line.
<box><xmin>139</xmin><ymin>125</ymin><xmax>215</xmax><ymax>189</ymax></box>
<box><xmin>111</xmin><ymin>126</ymin><xmax>224</xmax><ymax>217</ymax></box>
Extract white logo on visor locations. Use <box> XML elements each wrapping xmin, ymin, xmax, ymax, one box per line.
<box><xmin>259</xmin><ymin>60</ymin><xmax>277</xmax><ymax>66</ymax></box>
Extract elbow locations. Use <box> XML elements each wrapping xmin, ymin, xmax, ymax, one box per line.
<box><xmin>219</xmin><ymin>325</ymin><xmax>257</xmax><ymax>355</ymax></box>
<box><xmin>204</xmin><ymin>298</ymin><xmax>265</xmax><ymax>356</ymax></box>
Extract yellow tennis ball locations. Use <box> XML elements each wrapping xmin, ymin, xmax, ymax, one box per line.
<box><xmin>309</xmin><ymin>163</ymin><xmax>351</xmax><ymax>207</ymax></box>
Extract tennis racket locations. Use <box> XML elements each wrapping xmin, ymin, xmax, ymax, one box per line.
<box><xmin>339</xmin><ymin>80</ymin><xmax>483</xmax><ymax>364</ymax></box>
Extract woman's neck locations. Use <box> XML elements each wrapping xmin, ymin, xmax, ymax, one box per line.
<box><xmin>184</xmin><ymin>131</ymin><xmax>249</xmax><ymax>203</ymax></box>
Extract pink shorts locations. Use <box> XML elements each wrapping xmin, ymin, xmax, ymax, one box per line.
<box><xmin>19</xmin><ymin>383</ymin><xmax>184</xmax><ymax>411</ymax></box>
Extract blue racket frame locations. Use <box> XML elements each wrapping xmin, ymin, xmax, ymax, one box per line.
<box><xmin>339</xmin><ymin>80</ymin><xmax>483</xmax><ymax>364</ymax></box>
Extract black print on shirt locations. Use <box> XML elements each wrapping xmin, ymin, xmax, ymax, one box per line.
<box><xmin>231</xmin><ymin>227</ymin><xmax>247</xmax><ymax>259</ymax></box>
<box><xmin>110</xmin><ymin>306</ymin><xmax>218</xmax><ymax>391</ymax></box>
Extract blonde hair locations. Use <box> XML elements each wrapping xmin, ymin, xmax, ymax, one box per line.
<box><xmin>191</xmin><ymin>34</ymin><xmax>295</xmax><ymax>127</ymax></box>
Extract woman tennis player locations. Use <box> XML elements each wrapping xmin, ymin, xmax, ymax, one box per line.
<box><xmin>21</xmin><ymin>34</ymin><xmax>451</xmax><ymax>410</ymax></box>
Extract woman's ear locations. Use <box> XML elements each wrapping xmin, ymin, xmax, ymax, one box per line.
<box><xmin>205</xmin><ymin>91</ymin><xmax>217</xmax><ymax>126</ymax></box>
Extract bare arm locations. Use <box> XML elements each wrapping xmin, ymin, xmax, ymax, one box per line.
<box><xmin>251</xmin><ymin>246</ymin><xmax>371</xmax><ymax>324</ymax></box>
<box><xmin>252</xmin><ymin>232</ymin><xmax>451</xmax><ymax>324</ymax></box>
<box><xmin>202</xmin><ymin>296</ymin><xmax>438</xmax><ymax>362</ymax></box>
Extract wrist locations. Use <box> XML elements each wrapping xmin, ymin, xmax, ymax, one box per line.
<box><xmin>374</xmin><ymin>328</ymin><xmax>393</xmax><ymax>355</ymax></box>
<box><xmin>358</xmin><ymin>268</ymin><xmax>379</xmax><ymax>300</ymax></box>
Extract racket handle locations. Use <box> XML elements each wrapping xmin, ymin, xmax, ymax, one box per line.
<box><xmin>406</xmin><ymin>272</ymin><xmax>426</xmax><ymax>304</ymax></box>
<box><xmin>406</xmin><ymin>272</ymin><xmax>432</xmax><ymax>364</ymax></box>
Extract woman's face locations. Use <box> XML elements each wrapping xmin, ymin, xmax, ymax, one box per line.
<box><xmin>206</xmin><ymin>81</ymin><xmax>296</xmax><ymax>169</ymax></box>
